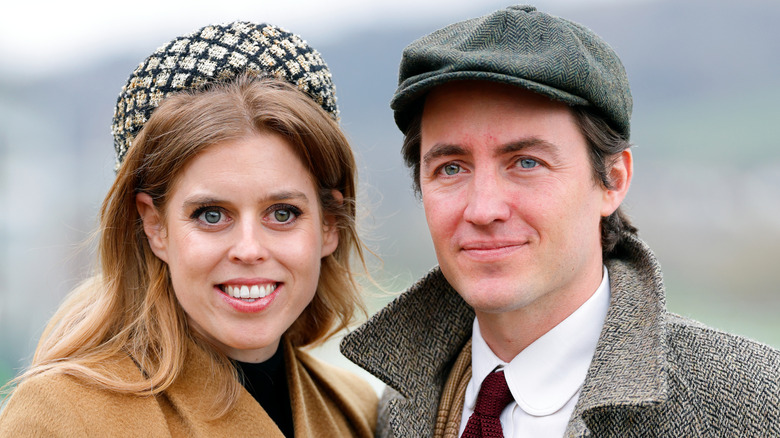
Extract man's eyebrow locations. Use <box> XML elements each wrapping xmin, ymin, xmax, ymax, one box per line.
<box><xmin>496</xmin><ymin>138</ymin><xmax>561</xmax><ymax>159</ymax></box>
<box><xmin>422</xmin><ymin>144</ymin><xmax>468</xmax><ymax>168</ymax></box>
<box><xmin>422</xmin><ymin>138</ymin><xmax>562</xmax><ymax>167</ymax></box>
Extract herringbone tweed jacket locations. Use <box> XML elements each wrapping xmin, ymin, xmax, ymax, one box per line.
<box><xmin>341</xmin><ymin>233</ymin><xmax>780</xmax><ymax>437</ymax></box>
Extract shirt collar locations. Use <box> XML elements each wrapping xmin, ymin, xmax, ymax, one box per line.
<box><xmin>468</xmin><ymin>266</ymin><xmax>611</xmax><ymax>416</ymax></box>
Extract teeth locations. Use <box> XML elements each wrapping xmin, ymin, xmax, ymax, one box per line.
<box><xmin>223</xmin><ymin>284</ymin><xmax>275</xmax><ymax>299</ymax></box>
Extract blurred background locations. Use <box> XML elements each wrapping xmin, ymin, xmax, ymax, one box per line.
<box><xmin>1</xmin><ymin>0</ymin><xmax>779</xmax><ymax>391</ymax></box>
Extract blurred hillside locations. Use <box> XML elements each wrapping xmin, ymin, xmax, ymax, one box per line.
<box><xmin>1</xmin><ymin>0</ymin><xmax>779</xmax><ymax>387</ymax></box>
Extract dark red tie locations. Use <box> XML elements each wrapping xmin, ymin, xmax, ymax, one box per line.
<box><xmin>461</xmin><ymin>370</ymin><xmax>514</xmax><ymax>438</ymax></box>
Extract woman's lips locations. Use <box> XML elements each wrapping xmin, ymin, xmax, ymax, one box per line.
<box><xmin>215</xmin><ymin>282</ymin><xmax>280</xmax><ymax>313</ymax></box>
<box><xmin>220</xmin><ymin>283</ymin><xmax>277</xmax><ymax>300</ymax></box>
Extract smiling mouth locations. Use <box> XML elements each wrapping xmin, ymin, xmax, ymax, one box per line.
<box><xmin>459</xmin><ymin>242</ymin><xmax>526</xmax><ymax>260</ymax></box>
<box><xmin>218</xmin><ymin>283</ymin><xmax>277</xmax><ymax>302</ymax></box>
<box><xmin>461</xmin><ymin>242</ymin><xmax>525</xmax><ymax>251</ymax></box>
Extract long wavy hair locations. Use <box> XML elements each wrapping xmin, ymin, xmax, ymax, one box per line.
<box><xmin>8</xmin><ymin>75</ymin><xmax>366</xmax><ymax>417</ymax></box>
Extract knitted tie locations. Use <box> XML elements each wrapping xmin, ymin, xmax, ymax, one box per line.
<box><xmin>461</xmin><ymin>370</ymin><xmax>514</xmax><ymax>438</ymax></box>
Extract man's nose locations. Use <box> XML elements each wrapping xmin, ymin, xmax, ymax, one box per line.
<box><xmin>462</xmin><ymin>169</ymin><xmax>511</xmax><ymax>225</ymax></box>
<box><xmin>228</xmin><ymin>220</ymin><xmax>269</xmax><ymax>263</ymax></box>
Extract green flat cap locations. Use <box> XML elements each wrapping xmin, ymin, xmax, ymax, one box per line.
<box><xmin>391</xmin><ymin>5</ymin><xmax>632</xmax><ymax>139</ymax></box>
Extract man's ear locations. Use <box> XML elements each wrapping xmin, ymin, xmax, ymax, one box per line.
<box><xmin>601</xmin><ymin>149</ymin><xmax>633</xmax><ymax>217</ymax></box>
<box><xmin>321</xmin><ymin>190</ymin><xmax>343</xmax><ymax>258</ymax></box>
<box><xmin>136</xmin><ymin>192</ymin><xmax>169</xmax><ymax>262</ymax></box>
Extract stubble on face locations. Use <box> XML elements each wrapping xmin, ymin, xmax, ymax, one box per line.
<box><xmin>419</xmin><ymin>81</ymin><xmax>611</xmax><ymax>359</ymax></box>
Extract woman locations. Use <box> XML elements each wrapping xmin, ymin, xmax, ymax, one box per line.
<box><xmin>0</xmin><ymin>22</ymin><xmax>377</xmax><ymax>437</ymax></box>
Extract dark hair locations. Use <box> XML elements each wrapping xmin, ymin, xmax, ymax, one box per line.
<box><xmin>571</xmin><ymin>106</ymin><xmax>638</xmax><ymax>255</ymax></box>
<box><xmin>400</xmin><ymin>99</ymin><xmax>637</xmax><ymax>257</ymax></box>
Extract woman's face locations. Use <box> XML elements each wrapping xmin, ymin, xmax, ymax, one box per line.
<box><xmin>137</xmin><ymin>132</ymin><xmax>338</xmax><ymax>362</ymax></box>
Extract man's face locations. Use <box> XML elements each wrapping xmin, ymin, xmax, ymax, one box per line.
<box><xmin>419</xmin><ymin>81</ymin><xmax>628</xmax><ymax>323</ymax></box>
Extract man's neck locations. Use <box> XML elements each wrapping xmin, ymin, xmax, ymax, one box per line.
<box><xmin>475</xmin><ymin>267</ymin><xmax>606</xmax><ymax>362</ymax></box>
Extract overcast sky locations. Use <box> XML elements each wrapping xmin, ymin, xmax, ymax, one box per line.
<box><xmin>1</xmin><ymin>0</ymin><xmax>648</xmax><ymax>78</ymax></box>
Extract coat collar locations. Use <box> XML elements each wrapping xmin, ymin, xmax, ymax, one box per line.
<box><xmin>342</xmin><ymin>233</ymin><xmax>671</xmax><ymax>436</ymax></box>
<box><xmin>162</xmin><ymin>339</ymin><xmax>284</xmax><ymax>436</ymax></box>
<box><xmin>567</xmin><ymin>233</ymin><xmax>670</xmax><ymax>435</ymax></box>
<box><xmin>161</xmin><ymin>337</ymin><xmax>376</xmax><ymax>437</ymax></box>
<box><xmin>341</xmin><ymin>269</ymin><xmax>473</xmax><ymax>398</ymax></box>
<box><xmin>341</xmin><ymin>267</ymin><xmax>474</xmax><ymax>436</ymax></box>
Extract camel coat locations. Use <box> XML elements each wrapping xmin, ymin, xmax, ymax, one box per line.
<box><xmin>0</xmin><ymin>338</ymin><xmax>377</xmax><ymax>437</ymax></box>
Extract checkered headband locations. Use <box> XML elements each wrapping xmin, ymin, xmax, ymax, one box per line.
<box><xmin>111</xmin><ymin>21</ymin><xmax>338</xmax><ymax>169</ymax></box>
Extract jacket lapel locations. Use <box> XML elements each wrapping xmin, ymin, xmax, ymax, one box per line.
<box><xmin>565</xmin><ymin>234</ymin><xmax>670</xmax><ymax>436</ymax></box>
<box><xmin>163</xmin><ymin>341</ymin><xmax>284</xmax><ymax>437</ymax></box>
<box><xmin>286</xmin><ymin>339</ymin><xmax>376</xmax><ymax>438</ymax></box>
<box><xmin>342</xmin><ymin>268</ymin><xmax>475</xmax><ymax>437</ymax></box>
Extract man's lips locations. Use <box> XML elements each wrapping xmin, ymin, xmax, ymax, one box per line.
<box><xmin>459</xmin><ymin>241</ymin><xmax>527</xmax><ymax>260</ymax></box>
<box><xmin>460</xmin><ymin>241</ymin><xmax>526</xmax><ymax>251</ymax></box>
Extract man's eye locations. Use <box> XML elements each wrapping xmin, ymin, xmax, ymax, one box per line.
<box><xmin>442</xmin><ymin>163</ymin><xmax>461</xmax><ymax>175</ymax></box>
<box><xmin>200</xmin><ymin>209</ymin><xmax>223</xmax><ymax>224</ymax></box>
<box><xmin>519</xmin><ymin>158</ymin><xmax>539</xmax><ymax>169</ymax></box>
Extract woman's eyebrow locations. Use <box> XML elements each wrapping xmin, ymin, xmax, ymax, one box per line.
<box><xmin>182</xmin><ymin>191</ymin><xmax>309</xmax><ymax>208</ymax></box>
<box><xmin>261</xmin><ymin>191</ymin><xmax>309</xmax><ymax>203</ymax></box>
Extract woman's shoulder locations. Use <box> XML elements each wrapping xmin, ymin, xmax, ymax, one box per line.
<box><xmin>1</xmin><ymin>371</ymin><xmax>92</xmax><ymax>436</ymax></box>
<box><xmin>0</xmin><ymin>359</ymin><xmax>168</xmax><ymax>437</ymax></box>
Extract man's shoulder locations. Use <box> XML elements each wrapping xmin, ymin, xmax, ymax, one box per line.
<box><xmin>663</xmin><ymin>311</ymin><xmax>780</xmax><ymax>372</ymax></box>
<box><xmin>661</xmin><ymin>312</ymin><xmax>780</xmax><ymax>427</ymax></box>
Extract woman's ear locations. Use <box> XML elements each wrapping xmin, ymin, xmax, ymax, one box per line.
<box><xmin>601</xmin><ymin>149</ymin><xmax>633</xmax><ymax>217</ymax></box>
<box><xmin>321</xmin><ymin>190</ymin><xmax>343</xmax><ymax>258</ymax></box>
<box><xmin>136</xmin><ymin>192</ymin><xmax>169</xmax><ymax>262</ymax></box>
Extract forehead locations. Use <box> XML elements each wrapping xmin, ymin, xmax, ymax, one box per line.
<box><xmin>420</xmin><ymin>81</ymin><xmax>582</xmax><ymax>151</ymax></box>
<box><xmin>170</xmin><ymin>133</ymin><xmax>316</xmax><ymax>198</ymax></box>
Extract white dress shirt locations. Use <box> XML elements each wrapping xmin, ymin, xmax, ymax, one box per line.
<box><xmin>459</xmin><ymin>267</ymin><xmax>611</xmax><ymax>437</ymax></box>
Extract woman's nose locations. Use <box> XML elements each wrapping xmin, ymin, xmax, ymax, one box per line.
<box><xmin>228</xmin><ymin>220</ymin><xmax>269</xmax><ymax>263</ymax></box>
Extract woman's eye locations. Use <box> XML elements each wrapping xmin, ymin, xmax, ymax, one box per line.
<box><xmin>518</xmin><ymin>158</ymin><xmax>539</xmax><ymax>169</ymax></box>
<box><xmin>269</xmin><ymin>205</ymin><xmax>301</xmax><ymax>224</ymax></box>
<box><xmin>442</xmin><ymin>163</ymin><xmax>461</xmax><ymax>176</ymax></box>
<box><xmin>273</xmin><ymin>209</ymin><xmax>293</xmax><ymax>223</ymax></box>
<box><xmin>199</xmin><ymin>209</ymin><xmax>223</xmax><ymax>224</ymax></box>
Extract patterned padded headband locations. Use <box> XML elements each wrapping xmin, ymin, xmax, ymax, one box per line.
<box><xmin>111</xmin><ymin>21</ymin><xmax>338</xmax><ymax>169</ymax></box>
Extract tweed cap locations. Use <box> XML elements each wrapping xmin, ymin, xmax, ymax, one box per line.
<box><xmin>391</xmin><ymin>5</ymin><xmax>632</xmax><ymax>139</ymax></box>
<box><xmin>112</xmin><ymin>21</ymin><xmax>338</xmax><ymax>168</ymax></box>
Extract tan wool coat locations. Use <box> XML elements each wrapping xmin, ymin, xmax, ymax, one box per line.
<box><xmin>0</xmin><ymin>339</ymin><xmax>377</xmax><ymax>437</ymax></box>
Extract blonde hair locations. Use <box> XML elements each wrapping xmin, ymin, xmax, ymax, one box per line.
<box><xmin>8</xmin><ymin>76</ymin><xmax>366</xmax><ymax>417</ymax></box>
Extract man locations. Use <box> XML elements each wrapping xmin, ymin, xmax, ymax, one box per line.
<box><xmin>342</xmin><ymin>5</ymin><xmax>780</xmax><ymax>438</ymax></box>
